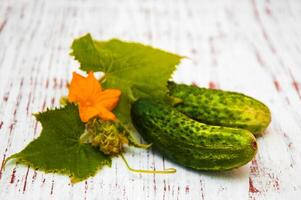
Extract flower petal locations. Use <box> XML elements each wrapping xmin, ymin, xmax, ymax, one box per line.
<box><xmin>68</xmin><ymin>72</ymin><xmax>101</xmax><ymax>103</ymax></box>
<box><xmin>95</xmin><ymin>89</ymin><xmax>121</xmax><ymax>110</ymax></box>
<box><xmin>97</xmin><ymin>107</ymin><xmax>117</xmax><ymax>121</ymax></box>
<box><xmin>79</xmin><ymin>101</ymin><xmax>117</xmax><ymax>122</ymax></box>
<box><xmin>78</xmin><ymin>104</ymin><xmax>100</xmax><ymax>122</ymax></box>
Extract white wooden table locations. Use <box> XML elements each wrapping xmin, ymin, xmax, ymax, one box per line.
<box><xmin>1</xmin><ymin>0</ymin><xmax>301</xmax><ymax>199</ymax></box>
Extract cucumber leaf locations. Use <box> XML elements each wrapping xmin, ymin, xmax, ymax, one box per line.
<box><xmin>71</xmin><ymin>34</ymin><xmax>183</xmax><ymax>128</ymax></box>
<box><xmin>6</xmin><ymin>104</ymin><xmax>111</xmax><ymax>182</ymax></box>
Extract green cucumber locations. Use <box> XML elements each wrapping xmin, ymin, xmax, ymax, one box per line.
<box><xmin>131</xmin><ymin>99</ymin><xmax>257</xmax><ymax>171</ymax></box>
<box><xmin>168</xmin><ymin>81</ymin><xmax>271</xmax><ymax>135</ymax></box>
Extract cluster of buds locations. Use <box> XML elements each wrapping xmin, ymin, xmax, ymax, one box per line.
<box><xmin>80</xmin><ymin>118</ymin><xmax>129</xmax><ymax>156</ymax></box>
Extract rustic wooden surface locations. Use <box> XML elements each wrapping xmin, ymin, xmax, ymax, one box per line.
<box><xmin>1</xmin><ymin>0</ymin><xmax>301</xmax><ymax>199</ymax></box>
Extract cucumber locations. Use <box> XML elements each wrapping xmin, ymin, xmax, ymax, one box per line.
<box><xmin>168</xmin><ymin>81</ymin><xmax>271</xmax><ymax>135</ymax></box>
<box><xmin>131</xmin><ymin>99</ymin><xmax>257</xmax><ymax>171</ymax></box>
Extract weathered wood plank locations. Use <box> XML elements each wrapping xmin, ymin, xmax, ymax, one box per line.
<box><xmin>0</xmin><ymin>0</ymin><xmax>301</xmax><ymax>199</ymax></box>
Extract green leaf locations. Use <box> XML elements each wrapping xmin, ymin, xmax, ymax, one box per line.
<box><xmin>71</xmin><ymin>33</ymin><xmax>183</xmax><ymax>127</ymax></box>
<box><xmin>6</xmin><ymin>104</ymin><xmax>111</xmax><ymax>182</ymax></box>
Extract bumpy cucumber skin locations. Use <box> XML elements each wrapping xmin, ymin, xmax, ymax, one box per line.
<box><xmin>131</xmin><ymin>99</ymin><xmax>257</xmax><ymax>171</ymax></box>
<box><xmin>168</xmin><ymin>82</ymin><xmax>271</xmax><ymax>135</ymax></box>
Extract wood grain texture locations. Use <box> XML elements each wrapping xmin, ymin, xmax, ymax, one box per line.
<box><xmin>1</xmin><ymin>0</ymin><xmax>301</xmax><ymax>199</ymax></box>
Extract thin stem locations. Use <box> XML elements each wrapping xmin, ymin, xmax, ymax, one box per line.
<box><xmin>166</xmin><ymin>95</ymin><xmax>183</xmax><ymax>106</ymax></box>
<box><xmin>127</xmin><ymin>88</ymin><xmax>138</xmax><ymax>103</ymax></box>
<box><xmin>79</xmin><ymin>131</ymin><xmax>91</xmax><ymax>144</ymax></box>
<box><xmin>115</xmin><ymin>119</ymin><xmax>151</xmax><ymax>149</ymax></box>
<box><xmin>121</xmin><ymin>154</ymin><xmax>176</xmax><ymax>174</ymax></box>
